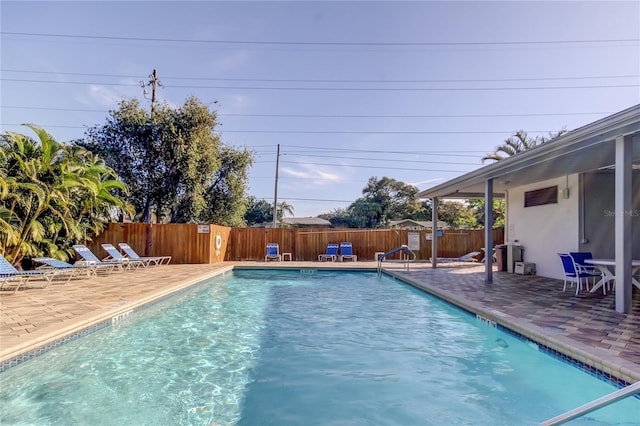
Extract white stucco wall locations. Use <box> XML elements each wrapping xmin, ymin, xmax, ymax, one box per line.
<box><xmin>506</xmin><ymin>174</ymin><xmax>580</xmax><ymax>280</ymax></box>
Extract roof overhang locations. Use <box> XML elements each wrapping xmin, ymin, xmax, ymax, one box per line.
<box><xmin>417</xmin><ymin>104</ymin><xmax>640</xmax><ymax>199</ymax></box>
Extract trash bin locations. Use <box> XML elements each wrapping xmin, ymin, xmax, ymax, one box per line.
<box><xmin>495</xmin><ymin>244</ymin><xmax>507</xmax><ymax>271</ymax></box>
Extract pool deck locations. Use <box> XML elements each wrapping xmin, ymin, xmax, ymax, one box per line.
<box><xmin>1</xmin><ymin>261</ymin><xmax>639</xmax><ymax>384</ymax></box>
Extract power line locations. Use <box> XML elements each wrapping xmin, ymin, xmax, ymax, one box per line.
<box><xmin>281</xmin><ymin>152</ymin><xmax>479</xmax><ymax>166</ymax></box>
<box><xmin>252</xmin><ymin>197</ymin><xmax>356</xmax><ymax>203</ymax></box>
<box><xmin>3</xmin><ymin>78</ymin><xmax>635</xmax><ymax>91</ymax></box>
<box><xmin>2</xmin><ymin>31</ymin><xmax>638</xmax><ymax>46</ymax></box>
<box><xmin>0</xmin><ymin>123</ymin><xmax>565</xmax><ymax>134</ymax></box>
<box><xmin>224</xmin><ymin>129</ymin><xmax>560</xmax><ymax>134</ymax></box>
<box><xmin>0</xmin><ymin>105</ymin><xmax>614</xmax><ymax>119</ymax></box>
<box><xmin>277</xmin><ymin>160</ymin><xmax>471</xmax><ymax>173</ymax></box>
<box><xmin>3</xmin><ymin>68</ymin><xmax>636</xmax><ymax>84</ymax></box>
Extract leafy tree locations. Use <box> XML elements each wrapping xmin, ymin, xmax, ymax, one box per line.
<box><xmin>348</xmin><ymin>197</ymin><xmax>382</xmax><ymax>228</ymax></box>
<box><xmin>466</xmin><ymin>199</ymin><xmax>505</xmax><ymax>229</ymax></box>
<box><xmin>0</xmin><ymin>125</ymin><xmax>130</xmax><ymax>265</ymax></box>
<box><xmin>411</xmin><ymin>199</ymin><xmax>433</xmax><ymax>221</ymax></box>
<box><xmin>318</xmin><ymin>177</ymin><xmax>433</xmax><ymax>228</ymax></box>
<box><xmin>482</xmin><ymin>129</ymin><xmax>567</xmax><ymax>163</ymax></box>
<box><xmin>360</xmin><ymin>176</ymin><xmax>422</xmax><ymax>226</ymax></box>
<box><xmin>436</xmin><ymin>200</ymin><xmax>475</xmax><ymax>229</ymax></box>
<box><xmin>245</xmin><ymin>197</ymin><xmax>273</xmax><ymax>226</ymax></box>
<box><xmin>76</xmin><ymin>97</ymin><xmax>253</xmax><ymax>225</ymax></box>
<box><xmin>318</xmin><ymin>208</ymin><xmax>353</xmax><ymax>228</ymax></box>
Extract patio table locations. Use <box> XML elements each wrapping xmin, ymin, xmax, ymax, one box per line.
<box><xmin>585</xmin><ymin>259</ymin><xmax>640</xmax><ymax>294</ymax></box>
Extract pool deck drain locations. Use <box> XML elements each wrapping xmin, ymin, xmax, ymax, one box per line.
<box><xmin>1</xmin><ymin>261</ymin><xmax>638</xmax><ymax>384</ymax></box>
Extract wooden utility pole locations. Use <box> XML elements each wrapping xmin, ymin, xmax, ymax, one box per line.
<box><xmin>272</xmin><ymin>144</ymin><xmax>280</xmax><ymax>228</ymax></box>
<box><xmin>141</xmin><ymin>69</ymin><xmax>161</xmax><ymax>117</ymax></box>
<box><xmin>139</xmin><ymin>70</ymin><xmax>162</xmax><ymax>237</ymax></box>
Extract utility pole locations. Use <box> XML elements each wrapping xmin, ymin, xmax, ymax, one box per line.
<box><xmin>139</xmin><ymin>69</ymin><xmax>162</xmax><ymax>225</ymax></box>
<box><xmin>141</xmin><ymin>69</ymin><xmax>162</xmax><ymax>117</ymax></box>
<box><xmin>272</xmin><ymin>144</ymin><xmax>280</xmax><ymax>228</ymax></box>
<box><xmin>140</xmin><ymin>69</ymin><xmax>162</xmax><ymax>253</ymax></box>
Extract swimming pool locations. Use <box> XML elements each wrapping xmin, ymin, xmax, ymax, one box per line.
<box><xmin>0</xmin><ymin>269</ymin><xmax>637</xmax><ymax>425</ymax></box>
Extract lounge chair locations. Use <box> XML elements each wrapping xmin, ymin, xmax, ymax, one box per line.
<box><xmin>32</xmin><ymin>257</ymin><xmax>116</xmax><ymax>277</ymax></box>
<box><xmin>72</xmin><ymin>244</ymin><xmax>128</xmax><ymax>271</ymax></box>
<box><xmin>101</xmin><ymin>244</ymin><xmax>150</xmax><ymax>268</ymax></box>
<box><xmin>339</xmin><ymin>242</ymin><xmax>357</xmax><ymax>262</ymax></box>
<box><xmin>117</xmin><ymin>243</ymin><xmax>171</xmax><ymax>265</ymax></box>
<box><xmin>265</xmin><ymin>243</ymin><xmax>281</xmax><ymax>262</ymax></box>
<box><xmin>0</xmin><ymin>254</ymin><xmax>65</xmax><ymax>293</ymax></box>
<box><xmin>431</xmin><ymin>251</ymin><xmax>481</xmax><ymax>263</ymax></box>
<box><xmin>318</xmin><ymin>244</ymin><xmax>339</xmax><ymax>262</ymax></box>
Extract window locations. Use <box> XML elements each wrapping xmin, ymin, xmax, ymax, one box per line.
<box><xmin>524</xmin><ymin>186</ymin><xmax>558</xmax><ymax>207</ymax></box>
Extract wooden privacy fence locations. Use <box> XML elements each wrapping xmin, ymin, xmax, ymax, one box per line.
<box><xmin>229</xmin><ymin>228</ymin><xmax>503</xmax><ymax>261</ymax></box>
<box><xmin>85</xmin><ymin>223</ymin><xmax>503</xmax><ymax>264</ymax></box>
<box><xmin>84</xmin><ymin>223</ymin><xmax>231</xmax><ymax>264</ymax></box>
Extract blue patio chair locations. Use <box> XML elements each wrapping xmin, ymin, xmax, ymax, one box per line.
<box><xmin>339</xmin><ymin>242</ymin><xmax>357</xmax><ymax>262</ymax></box>
<box><xmin>101</xmin><ymin>244</ymin><xmax>150</xmax><ymax>268</ymax></box>
<box><xmin>265</xmin><ymin>243</ymin><xmax>281</xmax><ymax>262</ymax></box>
<box><xmin>318</xmin><ymin>244</ymin><xmax>339</xmax><ymax>262</ymax></box>
<box><xmin>0</xmin><ymin>254</ymin><xmax>64</xmax><ymax>293</ymax></box>
<box><xmin>558</xmin><ymin>253</ymin><xmax>600</xmax><ymax>296</ymax></box>
<box><xmin>569</xmin><ymin>252</ymin><xmax>602</xmax><ymax>292</ymax></box>
<box><xmin>118</xmin><ymin>243</ymin><xmax>171</xmax><ymax>266</ymax></box>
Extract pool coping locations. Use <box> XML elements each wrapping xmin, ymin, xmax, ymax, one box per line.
<box><xmin>1</xmin><ymin>263</ymin><xmax>638</xmax><ymax>388</ymax></box>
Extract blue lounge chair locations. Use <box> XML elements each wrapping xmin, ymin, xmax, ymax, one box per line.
<box><xmin>101</xmin><ymin>244</ymin><xmax>150</xmax><ymax>268</ymax></box>
<box><xmin>0</xmin><ymin>254</ymin><xmax>64</xmax><ymax>293</ymax></box>
<box><xmin>32</xmin><ymin>257</ymin><xmax>116</xmax><ymax>276</ymax></box>
<box><xmin>117</xmin><ymin>243</ymin><xmax>171</xmax><ymax>265</ymax></box>
<box><xmin>265</xmin><ymin>243</ymin><xmax>281</xmax><ymax>262</ymax></box>
<box><xmin>339</xmin><ymin>242</ymin><xmax>357</xmax><ymax>262</ymax></box>
<box><xmin>318</xmin><ymin>244</ymin><xmax>339</xmax><ymax>262</ymax></box>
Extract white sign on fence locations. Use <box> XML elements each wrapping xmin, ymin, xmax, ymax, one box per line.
<box><xmin>408</xmin><ymin>232</ymin><xmax>420</xmax><ymax>250</ymax></box>
<box><xmin>197</xmin><ymin>225</ymin><xmax>210</xmax><ymax>233</ymax></box>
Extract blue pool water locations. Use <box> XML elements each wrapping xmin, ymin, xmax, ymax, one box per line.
<box><xmin>0</xmin><ymin>270</ymin><xmax>638</xmax><ymax>425</ymax></box>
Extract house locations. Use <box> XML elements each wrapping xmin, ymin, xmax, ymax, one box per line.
<box><xmin>252</xmin><ymin>217</ymin><xmax>333</xmax><ymax>228</ymax></box>
<box><xmin>388</xmin><ymin>219</ymin><xmax>449</xmax><ymax>230</ymax></box>
<box><xmin>417</xmin><ymin>105</ymin><xmax>640</xmax><ymax>313</ymax></box>
<box><xmin>280</xmin><ymin>217</ymin><xmax>333</xmax><ymax>228</ymax></box>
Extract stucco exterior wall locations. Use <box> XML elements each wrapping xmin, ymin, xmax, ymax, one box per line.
<box><xmin>506</xmin><ymin>175</ymin><xmax>580</xmax><ymax>280</ymax></box>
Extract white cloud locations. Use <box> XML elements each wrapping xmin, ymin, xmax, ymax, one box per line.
<box><xmin>219</xmin><ymin>93</ymin><xmax>254</xmax><ymax>114</ymax></box>
<box><xmin>281</xmin><ymin>162</ymin><xmax>347</xmax><ymax>186</ymax></box>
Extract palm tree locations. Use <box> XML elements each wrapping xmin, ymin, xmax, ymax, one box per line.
<box><xmin>277</xmin><ymin>201</ymin><xmax>294</xmax><ymax>219</ymax></box>
<box><xmin>482</xmin><ymin>129</ymin><xmax>567</xmax><ymax>163</ymax></box>
<box><xmin>0</xmin><ymin>125</ymin><xmax>130</xmax><ymax>265</ymax></box>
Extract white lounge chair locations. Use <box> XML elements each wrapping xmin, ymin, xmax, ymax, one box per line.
<box><xmin>430</xmin><ymin>251</ymin><xmax>481</xmax><ymax>263</ymax></box>
<box><xmin>32</xmin><ymin>257</ymin><xmax>116</xmax><ymax>277</ymax></box>
<box><xmin>117</xmin><ymin>243</ymin><xmax>171</xmax><ymax>265</ymax></box>
<box><xmin>0</xmin><ymin>254</ymin><xmax>66</xmax><ymax>293</ymax></box>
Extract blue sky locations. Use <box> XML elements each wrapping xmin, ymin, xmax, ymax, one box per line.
<box><xmin>1</xmin><ymin>1</ymin><xmax>639</xmax><ymax>217</ymax></box>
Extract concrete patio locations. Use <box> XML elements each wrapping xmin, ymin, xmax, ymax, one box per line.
<box><xmin>1</xmin><ymin>261</ymin><xmax>638</xmax><ymax>385</ymax></box>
